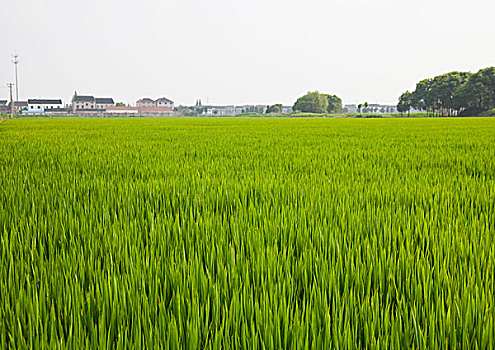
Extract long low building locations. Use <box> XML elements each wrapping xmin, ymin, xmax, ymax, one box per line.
<box><xmin>139</xmin><ymin>107</ymin><xmax>174</xmax><ymax>116</ymax></box>
<box><xmin>104</xmin><ymin>106</ymin><xmax>173</xmax><ymax>116</ymax></box>
<box><xmin>106</xmin><ymin>106</ymin><xmax>139</xmax><ymax>114</ymax></box>
<box><xmin>27</xmin><ymin>99</ymin><xmax>63</xmax><ymax>113</ymax></box>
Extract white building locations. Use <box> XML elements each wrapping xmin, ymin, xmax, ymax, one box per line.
<box><xmin>137</xmin><ymin>97</ymin><xmax>174</xmax><ymax>109</ymax></box>
<box><xmin>27</xmin><ymin>99</ymin><xmax>63</xmax><ymax>113</ymax></box>
<box><xmin>155</xmin><ymin>97</ymin><xmax>174</xmax><ymax>108</ymax></box>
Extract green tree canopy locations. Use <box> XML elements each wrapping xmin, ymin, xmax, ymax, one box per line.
<box><xmin>323</xmin><ymin>94</ymin><xmax>343</xmax><ymax>113</ymax></box>
<box><xmin>397</xmin><ymin>91</ymin><xmax>412</xmax><ymax>114</ymax></box>
<box><xmin>401</xmin><ymin>67</ymin><xmax>494</xmax><ymax>116</ymax></box>
<box><xmin>266</xmin><ymin>104</ymin><xmax>283</xmax><ymax>114</ymax></box>
<box><xmin>293</xmin><ymin>91</ymin><xmax>328</xmax><ymax>113</ymax></box>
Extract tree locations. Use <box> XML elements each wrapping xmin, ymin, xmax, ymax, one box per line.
<box><xmin>399</xmin><ymin>67</ymin><xmax>494</xmax><ymax>117</ymax></box>
<box><xmin>116</xmin><ymin>102</ymin><xmax>125</xmax><ymax>107</ymax></box>
<box><xmin>322</xmin><ymin>94</ymin><xmax>343</xmax><ymax>113</ymax></box>
<box><xmin>266</xmin><ymin>104</ymin><xmax>283</xmax><ymax>113</ymax></box>
<box><xmin>397</xmin><ymin>91</ymin><xmax>412</xmax><ymax>116</ymax></box>
<box><xmin>364</xmin><ymin>102</ymin><xmax>369</xmax><ymax>113</ymax></box>
<box><xmin>292</xmin><ymin>91</ymin><xmax>328</xmax><ymax>113</ymax></box>
<box><xmin>358</xmin><ymin>104</ymin><xmax>362</xmax><ymax>113</ymax></box>
<box><xmin>453</xmin><ymin>67</ymin><xmax>495</xmax><ymax>115</ymax></box>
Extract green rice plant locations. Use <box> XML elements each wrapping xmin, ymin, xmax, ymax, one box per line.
<box><xmin>0</xmin><ymin>117</ymin><xmax>494</xmax><ymax>348</ymax></box>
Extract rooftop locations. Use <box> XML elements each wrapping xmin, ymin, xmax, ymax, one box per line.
<box><xmin>8</xmin><ymin>101</ymin><xmax>28</xmax><ymax>107</ymax></box>
<box><xmin>28</xmin><ymin>99</ymin><xmax>63</xmax><ymax>105</ymax></box>
<box><xmin>73</xmin><ymin>95</ymin><xmax>95</xmax><ymax>102</ymax></box>
<box><xmin>95</xmin><ymin>98</ymin><xmax>114</xmax><ymax>104</ymax></box>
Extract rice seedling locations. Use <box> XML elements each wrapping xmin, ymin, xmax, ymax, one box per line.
<box><xmin>0</xmin><ymin>117</ymin><xmax>494</xmax><ymax>348</ymax></box>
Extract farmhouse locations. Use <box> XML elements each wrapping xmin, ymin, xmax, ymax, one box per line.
<box><xmin>136</xmin><ymin>98</ymin><xmax>155</xmax><ymax>107</ymax></box>
<box><xmin>7</xmin><ymin>101</ymin><xmax>28</xmax><ymax>112</ymax></box>
<box><xmin>27</xmin><ymin>99</ymin><xmax>63</xmax><ymax>113</ymax></box>
<box><xmin>72</xmin><ymin>95</ymin><xmax>95</xmax><ymax>111</ymax></box>
<box><xmin>0</xmin><ymin>100</ymin><xmax>7</xmax><ymax>113</ymax></box>
<box><xmin>155</xmin><ymin>98</ymin><xmax>174</xmax><ymax>108</ymax></box>
<box><xmin>72</xmin><ymin>93</ymin><xmax>115</xmax><ymax>112</ymax></box>
<box><xmin>137</xmin><ymin>97</ymin><xmax>174</xmax><ymax>109</ymax></box>
<box><xmin>95</xmin><ymin>98</ymin><xmax>115</xmax><ymax>111</ymax></box>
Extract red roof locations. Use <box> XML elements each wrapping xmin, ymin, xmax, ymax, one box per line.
<box><xmin>140</xmin><ymin>107</ymin><xmax>173</xmax><ymax>112</ymax></box>
<box><xmin>137</xmin><ymin>98</ymin><xmax>154</xmax><ymax>103</ymax></box>
<box><xmin>155</xmin><ymin>97</ymin><xmax>173</xmax><ymax>103</ymax></box>
<box><xmin>106</xmin><ymin>106</ymin><xmax>139</xmax><ymax>111</ymax></box>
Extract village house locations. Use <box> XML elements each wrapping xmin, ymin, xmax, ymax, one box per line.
<box><xmin>7</xmin><ymin>101</ymin><xmax>28</xmax><ymax>112</ymax></box>
<box><xmin>137</xmin><ymin>97</ymin><xmax>174</xmax><ymax>109</ymax></box>
<box><xmin>72</xmin><ymin>92</ymin><xmax>115</xmax><ymax>113</ymax></box>
<box><xmin>72</xmin><ymin>95</ymin><xmax>95</xmax><ymax>112</ymax></box>
<box><xmin>155</xmin><ymin>97</ymin><xmax>174</xmax><ymax>108</ymax></box>
<box><xmin>136</xmin><ymin>98</ymin><xmax>155</xmax><ymax>108</ymax></box>
<box><xmin>95</xmin><ymin>98</ymin><xmax>115</xmax><ymax>111</ymax></box>
<box><xmin>0</xmin><ymin>100</ymin><xmax>7</xmax><ymax>113</ymax></box>
<box><xmin>27</xmin><ymin>99</ymin><xmax>63</xmax><ymax>113</ymax></box>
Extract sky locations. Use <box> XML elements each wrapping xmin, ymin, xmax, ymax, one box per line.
<box><xmin>0</xmin><ymin>0</ymin><xmax>494</xmax><ymax>107</ymax></box>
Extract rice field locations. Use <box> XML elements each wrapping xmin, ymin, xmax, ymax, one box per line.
<box><xmin>0</xmin><ymin>117</ymin><xmax>494</xmax><ymax>348</ymax></box>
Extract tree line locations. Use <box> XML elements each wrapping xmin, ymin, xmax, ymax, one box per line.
<box><xmin>398</xmin><ymin>67</ymin><xmax>495</xmax><ymax>116</ymax></box>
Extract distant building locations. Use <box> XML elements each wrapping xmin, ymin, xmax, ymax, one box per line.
<box><xmin>72</xmin><ymin>92</ymin><xmax>115</xmax><ymax>113</ymax></box>
<box><xmin>0</xmin><ymin>100</ymin><xmax>7</xmax><ymax>113</ymax></box>
<box><xmin>139</xmin><ymin>107</ymin><xmax>174</xmax><ymax>116</ymax></box>
<box><xmin>283</xmin><ymin>106</ymin><xmax>293</xmax><ymax>114</ymax></box>
<box><xmin>136</xmin><ymin>98</ymin><xmax>155</xmax><ymax>108</ymax></box>
<box><xmin>202</xmin><ymin>105</ymin><xmax>267</xmax><ymax>116</ymax></box>
<box><xmin>344</xmin><ymin>104</ymin><xmax>398</xmax><ymax>114</ymax></box>
<box><xmin>344</xmin><ymin>104</ymin><xmax>358</xmax><ymax>113</ymax></box>
<box><xmin>95</xmin><ymin>98</ymin><xmax>115</xmax><ymax>111</ymax></box>
<box><xmin>72</xmin><ymin>95</ymin><xmax>95</xmax><ymax>111</ymax></box>
<box><xmin>27</xmin><ymin>99</ymin><xmax>63</xmax><ymax>113</ymax></box>
<box><xmin>7</xmin><ymin>101</ymin><xmax>28</xmax><ymax>112</ymax></box>
<box><xmin>106</xmin><ymin>106</ymin><xmax>139</xmax><ymax>115</ymax></box>
<box><xmin>155</xmin><ymin>98</ymin><xmax>174</xmax><ymax>108</ymax></box>
<box><xmin>137</xmin><ymin>97</ymin><xmax>174</xmax><ymax>109</ymax></box>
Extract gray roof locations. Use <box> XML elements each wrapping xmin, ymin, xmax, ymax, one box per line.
<box><xmin>0</xmin><ymin>100</ymin><xmax>7</xmax><ymax>106</ymax></box>
<box><xmin>73</xmin><ymin>95</ymin><xmax>95</xmax><ymax>102</ymax></box>
<box><xmin>28</xmin><ymin>99</ymin><xmax>62</xmax><ymax>105</ymax></box>
<box><xmin>95</xmin><ymin>98</ymin><xmax>114</xmax><ymax>104</ymax></box>
<box><xmin>8</xmin><ymin>101</ymin><xmax>28</xmax><ymax>107</ymax></box>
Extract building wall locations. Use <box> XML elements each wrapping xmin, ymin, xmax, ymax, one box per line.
<box><xmin>28</xmin><ymin>103</ymin><xmax>63</xmax><ymax>112</ymax></box>
<box><xmin>74</xmin><ymin>101</ymin><xmax>95</xmax><ymax>110</ymax></box>
<box><xmin>96</xmin><ymin>103</ymin><xmax>114</xmax><ymax>110</ymax></box>
<box><xmin>156</xmin><ymin>101</ymin><xmax>173</xmax><ymax>108</ymax></box>
<box><xmin>137</xmin><ymin>101</ymin><xmax>155</xmax><ymax>108</ymax></box>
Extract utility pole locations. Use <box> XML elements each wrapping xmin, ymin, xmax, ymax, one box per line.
<box><xmin>13</xmin><ymin>54</ymin><xmax>19</xmax><ymax>102</ymax></box>
<box><xmin>7</xmin><ymin>83</ymin><xmax>15</xmax><ymax>119</ymax></box>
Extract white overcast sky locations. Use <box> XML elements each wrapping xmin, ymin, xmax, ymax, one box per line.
<box><xmin>1</xmin><ymin>0</ymin><xmax>494</xmax><ymax>106</ymax></box>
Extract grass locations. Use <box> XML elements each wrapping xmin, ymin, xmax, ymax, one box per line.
<box><xmin>0</xmin><ymin>117</ymin><xmax>494</xmax><ymax>348</ymax></box>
